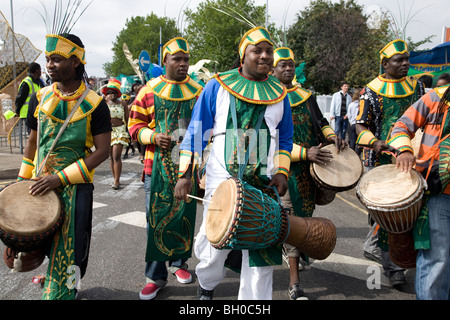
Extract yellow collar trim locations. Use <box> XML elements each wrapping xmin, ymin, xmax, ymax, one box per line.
<box><xmin>367</xmin><ymin>75</ymin><xmax>417</xmax><ymax>98</ymax></box>
<box><xmin>287</xmin><ymin>86</ymin><xmax>311</xmax><ymax>107</ymax></box>
<box><xmin>147</xmin><ymin>75</ymin><xmax>202</xmax><ymax>101</ymax></box>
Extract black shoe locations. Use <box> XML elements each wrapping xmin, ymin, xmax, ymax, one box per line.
<box><xmin>122</xmin><ymin>154</ymin><xmax>128</xmax><ymax>159</ymax></box>
<box><xmin>288</xmin><ymin>283</ymin><xmax>308</xmax><ymax>300</ymax></box>
<box><xmin>389</xmin><ymin>271</ymin><xmax>406</xmax><ymax>288</ymax></box>
<box><xmin>198</xmin><ymin>286</ymin><xmax>214</xmax><ymax>300</ymax></box>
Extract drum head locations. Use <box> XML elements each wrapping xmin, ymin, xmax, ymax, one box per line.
<box><xmin>358</xmin><ymin>164</ymin><xmax>421</xmax><ymax>205</ymax></box>
<box><xmin>0</xmin><ymin>181</ymin><xmax>61</xmax><ymax>236</ymax></box>
<box><xmin>205</xmin><ymin>178</ymin><xmax>237</xmax><ymax>245</ymax></box>
<box><xmin>311</xmin><ymin>144</ymin><xmax>363</xmax><ymax>190</ymax></box>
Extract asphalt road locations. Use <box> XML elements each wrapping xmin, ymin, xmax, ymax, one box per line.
<box><xmin>0</xmin><ymin>154</ymin><xmax>417</xmax><ymax>303</ymax></box>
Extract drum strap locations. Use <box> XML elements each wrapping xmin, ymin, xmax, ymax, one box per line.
<box><xmin>229</xmin><ymin>96</ymin><xmax>266</xmax><ymax>180</ymax></box>
<box><xmin>36</xmin><ymin>88</ymin><xmax>90</xmax><ymax>177</ymax></box>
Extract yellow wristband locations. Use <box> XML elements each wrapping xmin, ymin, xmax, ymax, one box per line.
<box><xmin>57</xmin><ymin>159</ymin><xmax>93</xmax><ymax>186</ymax></box>
<box><xmin>17</xmin><ymin>157</ymin><xmax>35</xmax><ymax>181</ymax></box>
<box><xmin>178</xmin><ymin>150</ymin><xmax>193</xmax><ymax>178</ymax></box>
<box><xmin>321</xmin><ymin>125</ymin><xmax>337</xmax><ymax>139</ymax></box>
<box><xmin>138</xmin><ymin>127</ymin><xmax>157</xmax><ymax>145</ymax></box>
<box><xmin>291</xmin><ymin>144</ymin><xmax>308</xmax><ymax>162</ymax></box>
<box><xmin>273</xmin><ymin>150</ymin><xmax>291</xmax><ymax>178</ymax></box>
<box><xmin>357</xmin><ymin>130</ymin><xmax>378</xmax><ymax>147</ymax></box>
<box><xmin>388</xmin><ymin>133</ymin><xmax>414</xmax><ymax>154</ymax></box>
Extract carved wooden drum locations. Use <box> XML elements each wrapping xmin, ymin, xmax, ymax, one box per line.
<box><xmin>205</xmin><ymin>177</ymin><xmax>336</xmax><ymax>260</ymax></box>
<box><xmin>0</xmin><ymin>181</ymin><xmax>64</xmax><ymax>253</ymax></box>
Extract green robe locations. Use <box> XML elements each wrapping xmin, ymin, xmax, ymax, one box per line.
<box><xmin>146</xmin><ymin>78</ymin><xmax>201</xmax><ymax>262</ymax></box>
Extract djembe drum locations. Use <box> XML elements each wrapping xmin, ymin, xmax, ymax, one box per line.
<box><xmin>356</xmin><ymin>164</ymin><xmax>426</xmax><ymax>268</ymax></box>
<box><xmin>205</xmin><ymin>177</ymin><xmax>336</xmax><ymax>260</ymax></box>
<box><xmin>0</xmin><ymin>181</ymin><xmax>64</xmax><ymax>254</ymax></box>
<box><xmin>310</xmin><ymin>144</ymin><xmax>363</xmax><ymax>205</ymax></box>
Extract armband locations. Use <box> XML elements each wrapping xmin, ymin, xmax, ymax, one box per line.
<box><xmin>321</xmin><ymin>125</ymin><xmax>337</xmax><ymax>140</ymax></box>
<box><xmin>57</xmin><ymin>159</ymin><xmax>93</xmax><ymax>186</ymax></box>
<box><xmin>387</xmin><ymin>133</ymin><xmax>414</xmax><ymax>155</ymax></box>
<box><xmin>17</xmin><ymin>157</ymin><xmax>35</xmax><ymax>181</ymax></box>
<box><xmin>138</xmin><ymin>127</ymin><xmax>158</xmax><ymax>145</ymax></box>
<box><xmin>356</xmin><ymin>130</ymin><xmax>378</xmax><ymax>147</ymax></box>
<box><xmin>273</xmin><ymin>150</ymin><xmax>291</xmax><ymax>178</ymax></box>
<box><xmin>290</xmin><ymin>144</ymin><xmax>308</xmax><ymax>162</ymax></box>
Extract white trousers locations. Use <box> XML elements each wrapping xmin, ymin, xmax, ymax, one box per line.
<box><xmin>194</xmin><ymin>188</ymin><xmax>274</xmax><ymax>300</ymax></box>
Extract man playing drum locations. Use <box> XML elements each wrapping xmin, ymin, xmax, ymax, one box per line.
<box><xmin>18</xmin><ymin>33</ymin><xmax>111</xmax><ymax>300</ymax></box>
<box><xmin>128</xmin><ymin>37</ymin><xmax>203</xmax><ymax>300</ymax></box>
<box><xmin>355</xmin><ymin>39</ymin><xmax>425</xmax><ymax>288</ymax></box>
<box><xmin>389</xmin><ymin>83</ymin><xmax>450</xmax><ymax>300</ymax></box>
<box><xmin>174</xmin><ymin>26</ymin><xmax>294</xmax><ymax>300</ymax></box>
<box><xmin>272</xmin><ymin>47</ymin><xmax>346</xmax><ymax>300</ymax></box>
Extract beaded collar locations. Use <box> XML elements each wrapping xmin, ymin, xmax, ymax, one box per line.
<box><xmin>147</xmin><ymin>75</ymin><xmax>202</xmax><ymax>101</ymax></box>
<box><xmin>287</xmin><ymin>86</ymin><xmax>312</xmax><ymax>107</ymax></box>
<box><xmin>214</xmin><ymin>68</ymin><xmax>286</xmax><ymax>105</ymax></box>
<box><xmin>367</xmin><ymin>75</ymin><xmax>417</xmax><ymax>98</ymax></box>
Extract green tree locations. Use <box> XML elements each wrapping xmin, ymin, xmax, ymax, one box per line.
<box><xmin>103</xmin><ymin>14</ymin><xmax>180</xmax><ymax>77</ymax></box>
<box><xmin>183</xmin><ymin>0</ymin><xmax>267</xmax><ymax>72</ymax></box>
<box><xmin>286</xmin><ymin>0</ymin><xmax>371</xmax><ymax>94</ymax></box>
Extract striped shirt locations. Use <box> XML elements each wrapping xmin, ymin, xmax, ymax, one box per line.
<box><xmin>391</xmin><ymin>85</ymin><xmax>450</xmax><ymax>194</ymax></box>
<box><xmin>128</xmin><ymin>85</ymin><xmax>156</xmax><ymax>178</ymax></box>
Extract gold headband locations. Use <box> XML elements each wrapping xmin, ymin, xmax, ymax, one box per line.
<box><xmin>45</xmin><ymin>34</ymin><xmax>86</xmax><ymax>64</ymax></box>
<box><xmin>162</xmin><ymin>37</ymin><xmax>189</xmax><ymax>61</ymax></box>
<box><xmin>273</xmin><ymin>47</ymin><xmax>295</xmax><ymax>67</ymax></box>
<box><xmin>238</xmin><ymin>27</ymin><xmax>273</xmax><ymax>62</ymax></box>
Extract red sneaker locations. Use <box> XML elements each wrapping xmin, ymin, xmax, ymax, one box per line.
<box><xmin>139</xmin><ymin>283</ymin><xmax>160</xmax><ymax>300</ymax></box>
<box><xmin>174</xmin><ymin>268</ymin><xmax>192</xmax><ymax>284</ymax></box>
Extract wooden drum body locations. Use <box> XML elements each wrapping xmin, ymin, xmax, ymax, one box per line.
<box><xmin>0</xmin><ymin>181</ymin><xmax>64</xmax><ymax>253</ymax></box>
<box><xmin>356</xmin><ymin>164</ymin><xmax>425</xmax><ymax>234</ymax></box>
<box><xmin>311</xmin><ymin>144</ymin><xmax>363</xmax><ymax>205</ymax></box>
<box><xmin>205</xmin><ymin>178</ymin><xmax>336</xmax><ymax>260</ymax></box>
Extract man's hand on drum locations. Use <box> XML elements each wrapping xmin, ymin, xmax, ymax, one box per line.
<box><xmin>329</xmin><ymin>136</ymin><xmax>348</xmax><ymax>153</ymax></box>
<box><xmin>307</xmin><ymin>144</ymin><xmax>333</xmax><ymax>166</ymax></box>
<box><xmin>29</xmin><ymin>175</ymin><xmax>62</xmax><ymax>196</ymax></box>
<box><xmin>396</xmin><ymin>151</ymin><xmax>416</xmax><ymax>172</ymax></box>
<box><xmin>155</xmin><ymin>133</ymin><xmax>172</xmax><ymax>149</ymax></box>
<box><xmin>174</xmin><ymin>177</ymin><xmax>193</xmax><ymax>201</ymax></box>
<box><xmin>268</xmin><ymin>173</ymin><xmax>288</xmax><ymax>197</ymax></box>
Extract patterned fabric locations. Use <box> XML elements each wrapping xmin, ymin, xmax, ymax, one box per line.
<box><xmin>45</xmin><ymin>34</ymin><xmax>86</xmax><ymax>64</ymax></box>
<box><xmin>214</xmin><ymin>68</ymin><xmax>286</xmax><ymax>105</ymax></box>
<box><xmin>128</xmin><ymin>76</ymin><xmax>202</xmax><ymax>178</ymax></box>
<box><xmin>379</xmin><ymin>39</ymin><xmax>408</xmax><ymax>61</ymax></box>
<box><xmin>147</xmin><ymin>75</ymin><xmax>202</xmax><ymax>101</ymax></box>
<box><xmin>162</xmin><ymin>37</ymin><xmax>189</xmax><ymax>60</ymax></box>
<box><xmin>111</xmin><ymin>125</ymin><xmax>130</xmax><ymax>146</ymax></box>
<box><xmin>102</xmin><ymin>78</ymin><xmax>121</xmax><ymax>97</ymax></box>
<box><xmin>238</xmin><ymin>26</ymin><xmax>273</xmax><ymax>60</ymax></box>
<box><xmin>356</xmin><ymin>75</ymin><xmax>424</xmax><ymax>167</ymax></box>
<box><xmin>288</xmin><ymin>99</ymin><xmax>317</xmax><ymax>218</ymax></box>
<box><xmin>391</xmin><ymin>85</ymin><xmax>450</xmax><ymax>249</ymax></box>
<box><xmin>273</xmin><ymin>47</ymin><xmax>295</xmax><ymax>67</ymax></box>
<box><xmin>129</xmin><ymin>75</ymin><xmax>202</xmax><ymax>262</ymax></box>
<box><xmin>286</xmin><ymin>86</ymin><xmax>311</xmax><ymax>107</ymax></box>
<box><xmin>32</xmin><ymin>83</ymin><xmax>103</xmax><ymax>300</ymax></box>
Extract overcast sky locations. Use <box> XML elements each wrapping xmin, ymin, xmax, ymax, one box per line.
<box><xmin>1</xmin><ymin>0</ymin><xmax>447</xmax><ymax>78</ymax></box>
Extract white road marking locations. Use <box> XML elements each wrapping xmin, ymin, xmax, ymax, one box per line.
<box><xmin>109</xmin><ymin>211</ymin><xmax>147</xmax><ymax>228</ymax></box>
<box><xmin>310</xmin><ymin>252</ymin><xmax>390</xmax><ymax>286</ymax></box>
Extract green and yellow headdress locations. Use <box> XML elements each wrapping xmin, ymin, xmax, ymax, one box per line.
<box><xmin>45</xmin><ymin>34</ymin><xmax>86</xmax><ymax>64</ymax></box>
<box><xmin>162</xmin><ymin>37</ymin><xmax>189</xmax><ymax>61</ymax></box>
<box><xmin>238</xmin><ymin>26</ymin><xmax>273</xmax><ymax>62</ymax></box>
<box><xmin>380</xmin><ymin>39</ymin><xmax>408</xmax><ymax>62</ymax></box>
<box><xmin>273</xmin><ymin>47</ymin><xmax>295</xmax><ymax>67</ymax></box>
